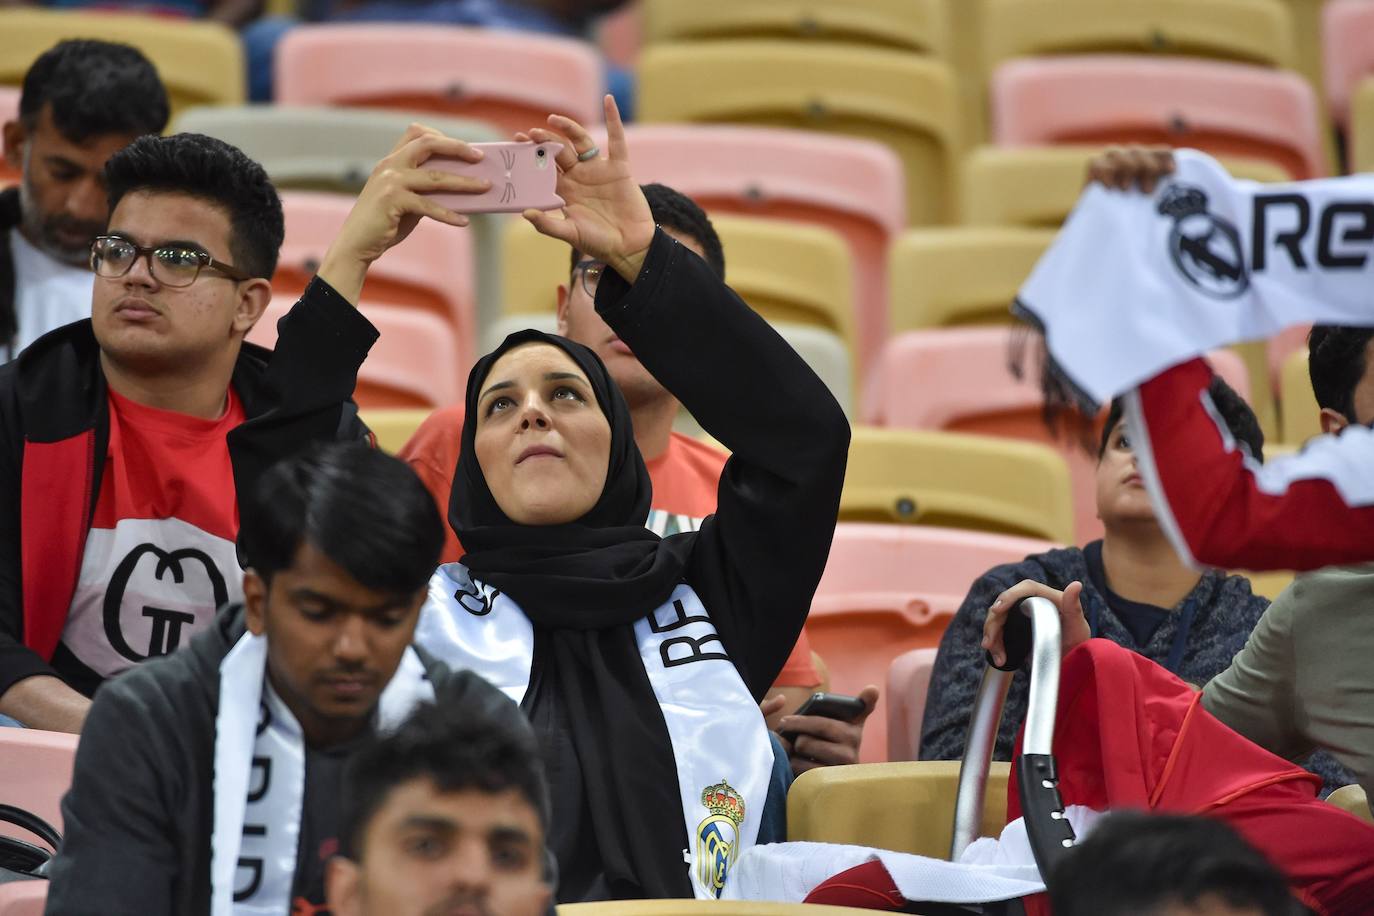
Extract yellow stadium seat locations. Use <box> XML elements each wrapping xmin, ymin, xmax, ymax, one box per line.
<box><xmin>888</xmin><ymin>227</ymin><xmax>1056</xmax><ymax>331</ymax></box>
<box><xmin>1351</xmin><ymin>77</ymin><xmax>1374</xmax><ymax>174</ymax></box>
<box><xmin>637</xmin><ymin>41</ymin><xmax>961</xmax><ymax>226</ymax></box>
<box><xmin>1279</xmin><ymin>347</ymin><xmax>1322</xmax><ymax>446</ymax></box>
<box><xmin>982</xmin><ymin>0</ymin><xmax>1295</xmax><ymax>73</ymax></box>
<box><xmin>359</xmin><ymin>408</ymin><xmax>436</xmax><ymax>454</ymax></box>
<box><xmin>561</xmin><ymin>903</ymin><xmax>896</xmax><ymax>916</ymax></box>
<box><xmin>787</xmin><ymin>761</ymin><xmax>1010</xmax><ymax>857</ymax></box>
<box><xmin>1327</xmin><ymin>784</ymin><xmax>1374</xmax><ymax>824</ymax></box>
<box><xmin>0</xmin><ymin>9</ymin><xmax>244</xmax><ymax>119</ymax></box>
<box><xmin>642</xmin><ymin>0</ymin><xmax>951</xmax><ymax>57</ymax></box>
<box><xmin>841</xmin><ymin>427</ymin><xmax>1075</xmax><ymax>543</ymax></box>
<box><xmin>961</xmin><ymin>145</ymin><xmax>1292</xmax><ymax>229</ymax></box>
<box><xmin>501</xmin><ymin>214</ymin><xmax>857</xmax><ymax>372</ymax></box>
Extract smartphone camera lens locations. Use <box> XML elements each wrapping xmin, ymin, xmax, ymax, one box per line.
<box><xmin>536</xmin><ymin>147</ymin><xmax>546</xmax><ymax>158</ymax></box>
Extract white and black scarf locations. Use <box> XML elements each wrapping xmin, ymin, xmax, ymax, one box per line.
<box><xmin>1014</xmin><ymin>149</ymin><xmax>1374</xmax><ymax>411</ymax></box>
<box><xmin>208</xmin><ymin>632</ymin><xmax>434</xmax><ymax>915</ymax></box>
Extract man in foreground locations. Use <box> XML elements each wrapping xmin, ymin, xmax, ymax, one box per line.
<box><xmin>328</xmin><ymin>700</ymin><xmax>554</xmax><ymax>916</ymax></box>
<box><xmin>46</xmin><ymin>443</ymin><xmax>525</xmax><ymax>914</ymax></box>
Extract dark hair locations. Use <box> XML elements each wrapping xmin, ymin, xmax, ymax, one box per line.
<box><xmin>1100</xmin><ymin>374</ymin><xmax>1264</xmax><ymax>462</ymax></box>
<box><xmin>570</xmin><ymin>182</ymin><xmax>725</xmax><ymax>279</ymax></box>
<box><xmin>104</xmin><ymin>133</ymin><xmax>284</xmax><ymax>279</ymax></box>
<box><xmin>1048</xmin><ymin>812</ymin><xmax>1301</xmax><ymax>916</ymax></box>
<box><xmin>1308</xmin><ymin>325</ymin><xmax>1374</xmax><ymax>424</ymax></box>
<box><xmin>19</xmin><ymin>39</ymin><xmax>168</xmax><ymax>143</ymax></box>
<box><xmin>339</xmin><ymin>696</ymin><xmax>550</xmax><ymax>863</ymax></box>
<box><xmin>238</xmin><ymin>441</ymin><xmax>443</xmax><ymax>596</ymax></box>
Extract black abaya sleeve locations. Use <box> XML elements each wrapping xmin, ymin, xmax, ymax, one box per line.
<box><xmin>595</xmin><ymin>229</ymin><xmax>851</xmax><ymax>699</ymax></box>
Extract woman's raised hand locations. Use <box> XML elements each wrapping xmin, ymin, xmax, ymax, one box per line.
<box><xmin>520</xmin><ymin>94</ymin><xmax>657</xmax><ymax>285</ymax></box>
<box><xmin>320</xmin><ymin>123</ymin><xmax>489</xmax><ymax>304</ymax></box>
<box><xmin>981</xmin><ymin>579</ymin><xmax>1092</xmax><ymax>668</ymax></box>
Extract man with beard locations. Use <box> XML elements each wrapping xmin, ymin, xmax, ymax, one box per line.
<box><xmin>1</xmin><ymin>39</ymin><xmax>168</xmax><ymax>361</ymax></box>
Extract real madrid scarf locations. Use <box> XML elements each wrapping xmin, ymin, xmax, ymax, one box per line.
<box><xmin>1013</xmin><ymin>149</ymin><xmax>1374</xmax><ymax>412</ymax></box>
<box><xmin>416</xmin><ymin>565</ymin><xmax>775</xmax><ymax>900</ymax></box>
<box><xmin>208</xmin><ymin>632</ymin><xmax>434</xmax><ymax>915</ymax></box>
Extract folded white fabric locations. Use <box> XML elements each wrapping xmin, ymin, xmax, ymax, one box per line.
<box><xmin>1015</xmin><ymin>150</ymin><xmax>1374</xmax><ymax>406</ymax></box>
<box><xmin>724</xmin><ymin>806</ymin><xmax>1102</xmax><ymax>904</ymax></box>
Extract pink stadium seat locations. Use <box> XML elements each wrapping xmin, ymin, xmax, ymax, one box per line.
<box><xmin>596</xmin><ymin>1</ymin><xmax>642</xmax><ymax>69</ymax></box>
<box><xmin>0</xmin><ymin>86</ymin><xmax>19</xmax><ymax>188</ymax></box>
<box><xmin>594</xmin><ymin>124</ymin><xmax>906</xmax><ymax>373</ymax></box>
<box><xmin>885</xmin><ymin>647</ymin><xmax>938</xmax><ymax>762</ymax></box>
<box><xmin>862</xmin><ymin>327</ymin><xmax>1252</xmax><ymax>543</ymax></box>
<box><xmin>991</xmin><ymin>55</ymin><xmax>1326</xmax><ymax>180</ymax></box>
<box><xmin>1323</xmin><ymin>0</ymin><xmax>1374</xmax><ymax>128</ymax></box>
<box><xmin>274</xmin><ymin>25</ymin><xmax>604</xmax><ymax>136</ymax></box>
<box><xmin>275</xmin><ymin>191</ymin><xmax>477</xmax><ymax>369</ymax></box>
<box><xmin>249</xmin><ymin>297</ymin><xmax>466</xmax><ymax>408</ymax></box>
<box><xmin>0</xmin><ymin>882</ymin><xmax>46</xmax><ymax>916</ymax></box>
<box><xmin>0</xmin><ymin>728</ymin><xmax>78</xmax><ymax>842</ymax></box>
<box><xmin>808</xmin><ymin>523</ymin><xmax>1057</xmax><ymax>762</ymax></box>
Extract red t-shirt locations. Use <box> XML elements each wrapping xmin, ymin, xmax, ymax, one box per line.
<box><xmin>399</xmin><ymin>406</ymin><xmax>820</xmax><ymax>687</ymax></box>
<box><xmin>59</xmin><ymin>388</ymin><xmax>246</xmax><ymax>682</ymax></box>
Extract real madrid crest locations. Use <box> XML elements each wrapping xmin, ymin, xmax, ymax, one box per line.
<box><xmin>695</xmin><ymin>779</ymin><xmax>745</xmax><ymax>897</ymax></box>
<box><xmin>1158</xmin><ymin>183</ymin><xmax>1249</xmax><ymax>300</ymax></box>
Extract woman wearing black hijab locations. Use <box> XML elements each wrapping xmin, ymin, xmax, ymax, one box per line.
<box><xmin>414</xmin><ymin>96</ymin><xmax>851</xmax><ymax>902</ymax></box>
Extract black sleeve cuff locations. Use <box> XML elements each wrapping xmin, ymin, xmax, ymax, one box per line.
<box><xmin>0</xmin><ymin>642</ymin><xmax>60</xmax><ymax>699</ymax></box>
<box><xmin>592</xmin><ymin>228</ymin><xmax>679</xmax><ymax>331</ymax></box>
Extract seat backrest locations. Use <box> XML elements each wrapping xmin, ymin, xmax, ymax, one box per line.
<box><xmin>960</xmin><ymin>144</ymin><xmax>1291</xmax><ymax>228</ymax></box>
<box><xmin>0</xmin><ymin>881</ymin><xmax>47</xmax><ymax>916</ymax></box>
<box><xmin>499</xmin><ymin>214</ymin><xmax>858</xmax><ymax>383</ymax></box>
<box><xmin>1326</xmin><ymin>784</ymin><xmax>1374</xmax><ymax>824</ymax></box>
<box><xmin>173</xmin><ymin>105</ymin><xmax>503</xmax><ymax>193</ymax></box>
<box><xmin>1351</xmin><ymin>76</ymin><xmax>1374</xmax><ymax>173</ymax></box>
<box><xmin>1279</xmin><ymin>346</ymin><xmax>1321</xmax><ymax>446</ymax></box>
<box><xmin>603</xmin><ymin>123</ymin><xmax>905</xmax><ymax>372</ymax></box>
<box><xmin>358</xmin><ymin>408</ymin><xmax>437</xmax><ymax>454</ymax></box>
<box><xmin>841</xmin><ymin>426</ymin><xmax>1075</xmax><ymax>543</ymax></box>
<box><xmin>888</xmin><ymin>226</ymin><xmax>1055</xmax><ymax>331</ymax></box>
<box><xmin>990</xmin><ymin>55</ymin><xmax>1326</xmax><ymax>179</ymax></box>
<box><xmin>0</xmin><ymin>86</ymin><xmax>18</xmax><ymax>188</ymax></box>
<box><xmin>983</xmin><ymin>0</ymin><xmax>1294</xmax><ymax>72</ymax></box>
<box><xmin>637</xmin><ymin>40</ymin><xmax>961</xmax><ymax>226</ymax></box>
<box><xmin>644</xmin><ymin>0</ymin><xmax>951</xmax><ymax>56</ymax></box>
<box><xmin>0</xmin><ymin>728</ymin><xmax>79</xmax><ymax>840</ymax></box>
<box><xmin>275</xmin><ymin>191</ymin><xmax>477</xmax><ymax>367</ymax></box>
<box><xmin>1323</xmin><ymin>0</ymin><xmax>1374</xmax><ymax>128</ymax></box>
<box><xmin>862</xmin><ymin>327</ymin><xmax>1252</xmax><ymax>542</ymax></box>
<box><xmin>886</xmin><ymin>647</ymin><xmax>940</xmax><ymax>762</ymax></box>
<box><xmin>787</xmin><ymin>760</ymin><xmax>1010</xmax><ymax>857</ymax></box>
<box><xmin>0</xmin><ymin>9</ymin><xmax>243</xmax><ymax>118</ymax></box>
<box><xmin>274</xmin><ymin>25</ymin><xmax>604</xmax><ymax>136</ymax></box>
<box><xmin>250</xmin><ymin>297</ymin><xmax>465</xmax><ymax>408</ymax></box>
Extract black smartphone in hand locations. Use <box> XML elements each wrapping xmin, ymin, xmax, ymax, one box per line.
<box><xmin>778</xmin><ymin>692</ymin><xmax>867</xmax><ymax>744</ymax></box>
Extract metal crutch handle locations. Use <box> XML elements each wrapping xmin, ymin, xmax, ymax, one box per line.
<box><xmin>948</xmin><ymin>596</ymin><xmax>1076</xmax><ymax>876</ymax></box>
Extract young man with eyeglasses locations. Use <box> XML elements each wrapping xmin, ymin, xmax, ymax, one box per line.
<box><xmin>2</xmin><ymin>39</ymin><xmax>168</xmax><ymax>362</ymax></box>
<box><xmin>0</xmin><ymin>126</ymin><xmax>488</xmax><ymax>732</ymax></box>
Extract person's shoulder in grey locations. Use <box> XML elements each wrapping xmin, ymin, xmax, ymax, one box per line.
<box><xmin>45</xmin><ymin>607</ymin><xmax>242</xmax><ymax>916</ymax></box>
<box><xmin>1204</xmin><ymin>563</ymin><xmax>1374</xmax><ymax>807</ymax></box>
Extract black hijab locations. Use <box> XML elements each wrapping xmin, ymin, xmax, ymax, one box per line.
<box><xmin>449</xmin><ymin>329</ymin><xmax>699</xmax><ymax>898</ymax></box>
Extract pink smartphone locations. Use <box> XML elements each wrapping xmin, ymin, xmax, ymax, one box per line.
<box><xmin>425</xmin><ymin>141</ymin><xmax>565</xmax><ymax>214</ymax></box>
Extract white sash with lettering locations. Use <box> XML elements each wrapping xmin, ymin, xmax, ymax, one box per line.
<box><xmin>415</xmin><ymin>563</ymin><xmax>775</xmax><ymax>899</ymax></box>
<box><xmin>1015</xmin><ymin>150</ymin><xmax>1374</xmax><ymax>406</ymax></box>
<box><xmin>209</xmin><ymin>631</ymin><xmax>435</xmax><ymax>916</ymax></box>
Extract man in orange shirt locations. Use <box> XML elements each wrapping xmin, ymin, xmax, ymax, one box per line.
<box><xmin>401</xmin><ymin>183</ymin><xmax>875</xmax><ymax>772</ymax></box>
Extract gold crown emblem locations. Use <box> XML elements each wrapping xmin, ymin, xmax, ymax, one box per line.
<box><xmin>701</xmin><ymin>779</ymin><xmax>745</xmax><ymax>827</ymax></box>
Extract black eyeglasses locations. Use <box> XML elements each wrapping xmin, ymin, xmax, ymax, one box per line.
<box><xmin>90</xmin><ymin>236</ymin><xmax>252</xmax><ymax>288</ymax></box>
<box><xmin>574</xmin><ymin>258</ymin><xmax>606</xmax><ymax>299</ymax></box>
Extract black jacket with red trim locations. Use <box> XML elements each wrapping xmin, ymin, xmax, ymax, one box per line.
<box><xmin>1</xmin><ymin>187</ymin><xmax>23</xmax><ymax>354</ymax></box>
<box><xmin>0</xmin><ymin>277</ymin><xmax>378</xmax><ymax>699</ymax></box>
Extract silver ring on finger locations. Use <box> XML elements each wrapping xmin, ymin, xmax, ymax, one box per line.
<box><xmin>577</xmin><ymin>146</ymin><xmax>601</xmax><ymax>162</ymax></box>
